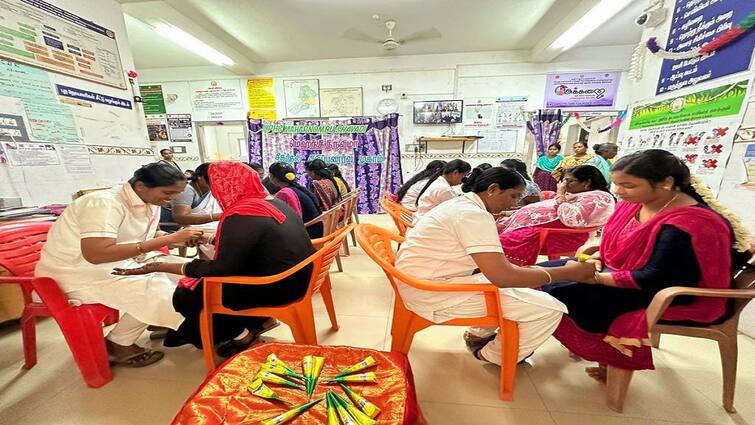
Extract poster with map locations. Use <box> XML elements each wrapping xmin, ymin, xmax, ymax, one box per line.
<box><xmin>0</xmin><ymin>0</ymin><xmax>126</xmax><ymax>89</ymax></box>
<box><xmin>284</xmin><ymin>79</ymin><xmax>320</xmax><ymax>118</ymax></box>
<box><xmin>320</xmin><ymin>87</ymin><xmax>363</xmax><ymax>117</ymax></box>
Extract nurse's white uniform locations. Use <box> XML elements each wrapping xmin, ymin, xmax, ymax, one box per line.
<box><xmin>36</xmin><ymin>184</ymin><xmax>185</xmax><ymax>331</ymax></box>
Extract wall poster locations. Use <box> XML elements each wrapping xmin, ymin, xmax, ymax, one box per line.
<box><xmin>0</xmin><ymin>0</ymin><xmax>126</xmax><ymax>89</ymax></box>
<box><xmin>1</xmin><ymin>141</ymin><xmax>59</xmax><ymax>166</ymax></box>
<box><xmin>619</xmin><ymin>79</ymin><xmax>750</xmax><ymax>195</ymax></box>
<box><xmin>656</xmin><ymin>0</ymin><xmax>755</xmax><ymax>95</ymax></box>
<box><xmin>283</xmin><ymin>79</ymin><xmax>320</xmax><ymax>118</ymax></box>
<box><xmin>247</xmin><ymin>77</ymin><xmax>276</xmax><ymax>120</ymax></box>
<box><xmin>167</xmin><ymin>113</ymin><xmax>192</xmax><ymax>142</ymax></box>
<box><xmin>139</xmin><ymin>85</ymin><xmax>166</xmax><ymax>115</ymax></box>
<box><xmin>146</xmin><ymin>115</ymin><xmax>168</xmax><ymax>142</ymax></box>
<box><xmin>544</xmin><ymin>72</ymin><xmax>620</xmax><ymax>110</ymax></box>
<box><xmin>320</xmin><ymin>87</ymin><xmax>363</xmax><ymax>118</ymax></box>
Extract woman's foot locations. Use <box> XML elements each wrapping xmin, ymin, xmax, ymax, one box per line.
<box><xmin>106</xmin><ymin>340</ymin><xmax>164</xmax><ymax>368</ymax></box>
<box><xmin>585</xmin><ymin>364</ymin><xmax>607</xmax><ymax>382</ymax></box>
<box><xmin>148</xmin><ymin>326</ymin><xmax>170</xmax><ymax>340</ymax></box>
<box><xmin>215</xmin><ymin>318</ymin><xmax>280</xmax><ymax>358</ymax></box>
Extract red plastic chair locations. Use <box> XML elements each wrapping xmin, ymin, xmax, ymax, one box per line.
<box><xmin>537</xmin><ymin>226</ymin><xmax>601</xmax><ymax>260</ymax></box>
<box><xmin>540</xmin><ymin>191</ymin><xmax>556</xmax><ymax>200</ymax></box>
<box><xmin>0</xmin><ymin>222</ymin><xmax>119</xmax><ymax>388</ymax></box>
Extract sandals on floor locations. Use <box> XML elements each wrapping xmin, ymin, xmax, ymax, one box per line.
<box><xmin>108</xmin><ymin>349</ymin><xmax>165</xmax><ymax>368</ymax></box>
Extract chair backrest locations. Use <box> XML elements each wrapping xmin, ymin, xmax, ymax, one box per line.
<box><xmin>307</xmin><ymin>224</ymin><xmax>353</xmax><ymax>295</ymax></box>
<box><xmin>340</xmin><ymin>189</ymin><xmax>360</xmax><ymax>226</ymax></box>
<box><xmin>729</xmin><ymin>260</ymin><xmax>755</xmax><ymax>316</ymax></box>
<box><xmin>305</xmin><ymin>204</ymin><xmax>343</xmax><ymax>237</ymax></box>
<box><xmin>0</xmin><ymin>222</ymin><xmax>53</xmax><ymax>277</ymax></box>
<box><xmin>379</xmin><ymin>198</ymin><xmax>414</xmax><ymax>236</ymax></box>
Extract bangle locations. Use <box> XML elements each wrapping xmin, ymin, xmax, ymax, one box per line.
<box><xmin>594</xmin><ymin>271</ymin><xmax>602</xmax><ymax>284</ymax></box>
<box><xmin>209</xmin><ymin>212</ymin><xmax>213</xmax><ymax>221</ymax></box>
<box><xmin>533</xmin><ymin>266</ymin><xmax>553</xmax><ymax>284</ymax></box>
<box><xmin>136</xmin><ymin>242</ymin><xmax>145</xmax><ymax>254</ymax></box>
<box><xmin>180</xmin><ymin>262</ymin><xmax>187</xmax><ymax>276</ymax></box>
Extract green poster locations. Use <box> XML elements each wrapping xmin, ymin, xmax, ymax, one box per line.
<box><xmin>140</xmin><ymin>85</ymin><xmax>166</xmax><ymax>115</ymax></box>
<box><xmin>629</xmin><ymin>80</ymin><xmax>748</xmax><ymax>130</ymax></box>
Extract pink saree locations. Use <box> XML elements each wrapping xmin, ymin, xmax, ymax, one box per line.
<box><xmin>553</xmin><ymin>201</ymin><xmax>733</xmax><ymax>370</ymax></box>
<box><xmin>498</xmin><ymin>190</ymin><xmax>615</xmax><ymax>266</ymax></box>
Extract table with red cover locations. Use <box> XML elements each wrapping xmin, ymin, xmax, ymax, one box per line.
<box><xmin>172</xmin><ymin>343</ymin><xmax>427</xmax><ymax>424</ymax></box>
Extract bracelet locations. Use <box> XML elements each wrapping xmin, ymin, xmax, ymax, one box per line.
<box><xmin>136</xmin><ymin>242</ymin><xmax>145</xmax><ymax>254</ymax></box>
<box><xmin>533</xmin><ymin>266</ymin><xmax>553</xmax><ymax>284</ymax></box>
<box><xmin>209</xmin><ymin>212</ymin><xmax>213</xmax><ymax>221</ymax></box>
<box><xmin>180</xmin><ymin>262</ymin><xmax>187</xmax><ymax>276</ymax></box>
<box><xmin>594</xmin><ymin>271</ymin><xmax>602</xmax><ymax>284</ymax></box>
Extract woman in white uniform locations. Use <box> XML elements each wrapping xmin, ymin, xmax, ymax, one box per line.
<box><xmin>414</xmin><ymin>159</ymin><xmax>471</xmax><ymax>219</ymax></box>
<box><xmin>395</xmin><ymin>166</ymin><xmax>595</xmax><ymax>364</ymax></box>
<box><xmin>395</xmin><ymin>160</ymin><xmax>446</xmax><ymax>211</ymax></box>
<box><xmin>36</xmin><ymin>163</ymin><xmax>203</xmax><ymax>367</ymax></box>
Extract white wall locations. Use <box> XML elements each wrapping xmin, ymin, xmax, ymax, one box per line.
<box><xmin>0</xmin><ymin>0</ymin><xmax>154</xmax><ymax>205</ymax></box>
<box><xmin>621</xmin><ymin>0</ymin><xmax>755</xmax><ymax>336</ymax></box>
<box><xmin>138</xmin><ymin>45</ymin><xmax>635</xmax><ymax>175</ymax></box>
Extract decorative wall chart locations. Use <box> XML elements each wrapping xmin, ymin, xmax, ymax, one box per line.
<box><xmin>320</xmin><ymin>87</ymin><xmax>363</xmax><ymax>117</ymax></box>
<box><xmin>284</xmin><ymin>79</ymin><xmax>320</xmax><ymax>118</ymax></box>
<box><xmin>0</xmin><ymin>0</ymin><xmax>126</xmax><ymax>89</ymax></box>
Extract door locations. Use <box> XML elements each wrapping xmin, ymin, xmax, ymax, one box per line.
<box><xmin>196</xmin><ymin>121</ymin><xmax>249</xmax><ymax>162</ymax></box>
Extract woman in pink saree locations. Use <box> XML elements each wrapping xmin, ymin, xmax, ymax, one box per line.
<box><xmin>498</xmin><ymin>165</ymin><xmax>615</xmax><ymax>266</ymax></box>
<box><xmin>542</xmin><ymin>150</ymin><xmax>751</xmax><ymax>379</ymax></box>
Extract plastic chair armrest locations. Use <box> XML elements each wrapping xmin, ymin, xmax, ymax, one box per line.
<box><xmin>647</xmin><ymin>286</ymin><xmax>755</xmax><ymax>328</ymax></box>
<box><xmin>398</xmin><ymin>280</ymin><xmax>499</xmax><ymax>293</ymax></box>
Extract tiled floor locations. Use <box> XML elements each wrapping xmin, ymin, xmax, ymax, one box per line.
<box><xmin>1</xmin><ymin>214</ymin><xmax>754</xmax><ymax>424</ymax></box>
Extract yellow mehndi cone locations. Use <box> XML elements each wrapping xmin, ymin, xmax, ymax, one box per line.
<box><xmin>260</xmin><ymin>398</ymin><xmax>323</xmax><ymax>425</ymax></box>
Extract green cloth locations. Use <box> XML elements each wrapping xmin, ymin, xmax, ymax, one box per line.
<box><xmin>536</xmin><ymin>154</ymin><xmax>563</xmax><ymax>172</ymax></box>
<box><xmin>586</xmin><ymin>155</ymin><xmax>612</xmax><ymax>184</ymax></box>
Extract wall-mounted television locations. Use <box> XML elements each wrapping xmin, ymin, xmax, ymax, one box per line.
<box><xmin>413</xmin><ymin>100</ymin><xmax>463</xmax><ymax>124</ymax></box>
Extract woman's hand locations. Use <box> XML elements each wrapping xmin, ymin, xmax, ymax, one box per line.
<box><xmin>561</xmin><ymin>260</ymin><xmax>598</xmax><ymax>282</ymax></box>
<box><xmin>168</xmin><ymin>228</ymin><xmax>204</xmax><ymax>245</ymax></box>
<box><xmin>585</xmin><ymin>258</ymin><xmax>603</xmax><ymax>271</ymax></box>
<box><xmin>112</xmin><ymin>262</ymin><xmax>162</xmax><ymax>276</ymax></box>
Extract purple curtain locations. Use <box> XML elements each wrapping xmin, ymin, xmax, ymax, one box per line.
<box><xmin>248</xmin><ymin>114</ymin><xmax>402</xmax><ymax>213</ymax></box>
<box><xmin>527</xmin><ymin>109</ymin><xmax>563</xmax><ymax>157</ymax></box>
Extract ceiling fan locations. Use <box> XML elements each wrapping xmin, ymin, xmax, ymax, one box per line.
<box><xmin>341</xmin><ymin>19</ymin><xmax>441</xmax><ymax>51</ymax></box>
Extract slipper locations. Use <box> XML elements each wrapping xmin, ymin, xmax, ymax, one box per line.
<box><xmin>149</xmin><ymin>328</ymin><xmax>170</xmax><ymax>340</ymax></box>
<box><xmin>464</xmin><ymin>330</ymin><xmax>497</xmax><ymax>354</ymax></box>
<box><xmin>109</xmin><ymin>349</ymin><xmax>165</xmax><ymax>368</ymax></box>
<box><xmin>216</xmin><ymin>319</ymin><xmax>280</xmax><ymax>358</ymax></box>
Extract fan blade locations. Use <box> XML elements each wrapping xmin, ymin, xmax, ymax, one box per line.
<box><xmin>340</xmin><ymin>27</ymin><xmax>383</xmax><ymax>43</ymax></box>
<box><xmin>398</xmin><ymin>27</ymin><xmax>441</xmax><ymax>44</ymax></box>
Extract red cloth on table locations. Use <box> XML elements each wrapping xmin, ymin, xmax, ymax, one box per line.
<box><xmin>171</xmin><ymin>343</ymin><xmax>427</xmax><ymax>425</ymax></box>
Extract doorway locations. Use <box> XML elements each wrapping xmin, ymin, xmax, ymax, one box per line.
<box><xmin>195</xmin><ymin>121</ymin><xmax>249</xmax><ymax>162</ymax></box>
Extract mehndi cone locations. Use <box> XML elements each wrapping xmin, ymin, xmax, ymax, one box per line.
<box><xmin>266</xmin><ymin>354</ymin><xmax>304</xmax><ymax>379</ymax></box>
<box><xmin>335</xmin><ymin>356</ymin><xmax>376</xmax><ymax>377</ymax></box>
<box><xmin>256</xmin><ymin>371</ymin><xmax>305</xmax><ymax>390</ymax></box>
<box><xmin>331</xmin><ymin>391</ymin><xmax>377</xmax><ymax>425</ymax></box>
<box><xmin>324</xmin><ymin>372</ymin><xmax>377</xmax><ymax>384</ymax></box>
<box><xmin>326</xmin><ymin>392</ymin><xmax>341</xmax><ymax>425</ymax></box>
<box><xmin>260</xmin><ymin>398</ymin><xmax>323</xmax><ymax>425</ymax></box>
<box><xmin>340</xmin><ymin>384</ymin><xmax>381</xmax><ymax>418</ymax></box>
<box><xmin>329</xmin><ymin>392</ymin><xmax>360</xmax><ymax>425</ymax></box>
<box><xmin>247</xmin><ymin>378</ymin><xmax>291</xmax><ymax>404</ymax></box>
<box><xmin>307</xmin><ymin>356</ymin><xmax>325</xmax><ymax>399</ymax></box>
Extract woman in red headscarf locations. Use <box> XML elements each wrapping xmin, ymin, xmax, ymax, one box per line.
<box><xmin>113</xmin><ymin>161</ymin><xmax>315</xmax><ymax>356</ymax></box>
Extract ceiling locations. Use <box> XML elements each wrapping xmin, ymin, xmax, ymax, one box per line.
<box><xmin>120</xmin><ymin>0</ymin><xmax>644</xmax><ymax>70</ymax></box>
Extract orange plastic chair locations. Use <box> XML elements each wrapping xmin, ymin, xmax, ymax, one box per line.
<box><xmin>0</xmin><ymin>222</ymin><xmax>119</xmax><ymax>388</ymax></box>
<box><xmin>537</xmin><ymin>226</ymin><xmax>601</xmax><ymax>260</ymax></box>
<box><xmin>355</xmin><ymin>223</ymin><xmax>520</xmax><ymax>401</ymax></box>
<box><xmin>379</xmin><ymin>198</ymin><xmax>415</xmax><ymax>237</ymax></box>
<box><xmin>199</xmin><ymin>224</ymin><xmax>354</xmax><ymax>371</ymax></box>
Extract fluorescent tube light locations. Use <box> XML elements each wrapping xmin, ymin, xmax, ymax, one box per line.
<box><xmin>551</xmin><ymin>0</ymin><xmax>634</xmax><ymax>51</ymax></box>
<box><xmin>153</xmin><ymin>23</ymin><xmax>234</xmax><ymax>66</ymax></box>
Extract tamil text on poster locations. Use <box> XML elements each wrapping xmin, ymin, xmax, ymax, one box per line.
<box><xmin>139</xmin><ymin>85</ymin><xmax>166</xmax><ymax>115</ymax></box>
<box><xmin>247</xmin><ymin>78</ymin><xmax>277</xmax><ymax>120</ymax></box>
<box><xmin>619</xmin><ymin>79</ymin><xmax>750</xmax><ymax>195</ymax></box>
<box><xmin>58</xmin><ymin>144</ymin><xmax>93</xmax><ymax>174</ymax></box>
<box><xmin>1</xmin><ymin>141</ymin><xmax>59</xmax><ymax>166</ymax></box>
<box><xmin>656</xmin><ymin>0</ymin><xmax>755</xmax><ymax>95</ymax></box>
<box><xmin>544</xmin><ymin>72</ymin><xmax>620</xmax><ymax>110</ymax></box>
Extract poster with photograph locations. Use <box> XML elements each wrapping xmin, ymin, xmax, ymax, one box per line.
<box><xmin>619</xmin><ymin>80</ymin><xmax>750</xmax><ymax>195</ymax></box>
<box><xmin>1</xmin><ymin>141</ymin><xmax>59</xmax><ymax>166</ymax></box>
<box><xmin>463</xmin><ymin>103</ymin><xmax>493</xmax><ymax>127</ymax></box>
<box><xmin>284</xmin><ymin>79</ymin><xmax>320</xmax><ymax>118</ymax></box>
<box><xmin>544</xmin><ymin>72</ymin><xmax>620</xmax><ymax>110</ymax></box>
<box><xmin>146</xmin><ymin>115</ymin><xmax>168</xmax><ymax>142</ymax></box>
<box><xmin>167</xmin><ymin>114</ymin><xmax>192</xmax><ymax>142</ymax></box>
